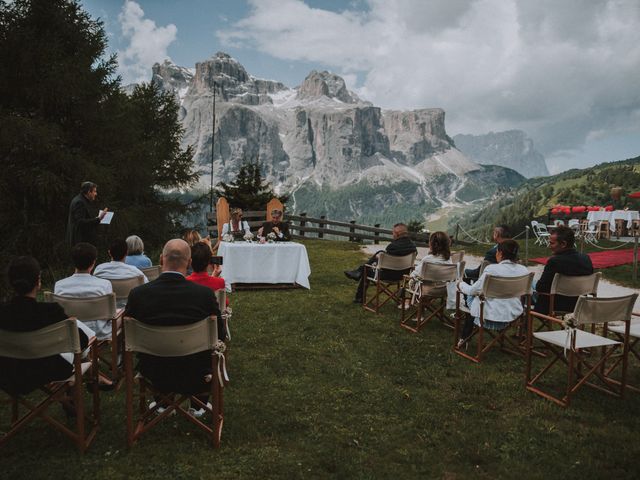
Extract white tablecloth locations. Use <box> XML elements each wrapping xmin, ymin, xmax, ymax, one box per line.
<box><xmin>586</xmin><ymin>210</ymin><xmax>639</xmax><ymax>232</ymax></box>
<box><xmin>218</xmin><ymin>242</ymin><xmax>311</xmax><ymax>289</ymax></box>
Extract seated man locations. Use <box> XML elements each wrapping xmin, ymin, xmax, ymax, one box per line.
<box><xmin>94</xmin><ymin>238</ymin><xmax>149</xmax><ymax>284</ymax></box>
<box><xmin>125</xmin><ymin>239</ymin><xmax>225</xmax><ymax>417</ymax></box>
<box><xmin>54</xmin><ymin>242</ymin><xmax>114</xmax><ymax>341</ymax></box>
<box><xmin>464</xmin><ymin>224</ymin><xmax>511</xmax><ymax>282</ymax></box>
<box><xmin>534</xmin><ymin>225</ymin><xmax>594</xmax><ymax>315</ymax></box>
<box><xmin>344</xmin><ymin>223</ymin><xmax>417</xmax><ymax>304</ymax></box>
<box><xmin>258</xmin><ymin>208</ymin><xmax>291</xmax><ymax>241</ymax></box>
<box><xmin>1</xmin><ymin>256</ymin><xmax>92</xmax><ymax>397</ymax></box>
<box><xmin>456</xmin><ymin>240</ymin><xmax>529</xmax><ymax>346</ymax></box>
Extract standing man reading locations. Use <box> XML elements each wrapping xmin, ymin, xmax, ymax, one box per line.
<box><xmin>67</xmin><ymin>181</ymin><xmax>108</xmax><ymax>247</ymax></box>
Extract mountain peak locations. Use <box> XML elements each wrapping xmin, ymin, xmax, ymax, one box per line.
<box><xmin>296</xmin><ymin>70</ymin><xmax>360</xmax><ymax>104</ymax></box>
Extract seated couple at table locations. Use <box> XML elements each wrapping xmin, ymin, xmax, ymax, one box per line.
<box><xmin>222</xmin><ymin>207</ymin><xmax>291</xmax><ymax>242</ymax></box>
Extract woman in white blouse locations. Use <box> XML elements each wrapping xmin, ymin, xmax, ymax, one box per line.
<box><xmin>221</xmin><ymin>208</ymin><xmax>251</xmax><ymax>237</ymax></box>
<box><xmin>411</xmin><ymin>231</ymin><xmax>452</xmax><ymax>276</ymax></box>
<box><xmin>456</xmin><ymin>239</ymin><xmax>529</xmax><ymax>347</ymax></box>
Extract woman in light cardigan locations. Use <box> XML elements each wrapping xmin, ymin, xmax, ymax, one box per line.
<box><xmin>456</xmin><ymin>239</ymin><xmax>529</xmax><ymax>347</ymax></box>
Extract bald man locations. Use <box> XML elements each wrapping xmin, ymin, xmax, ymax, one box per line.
<box><xmin>125</xmin><ymin>239</ymin><xmax>224</xmax><ymax>400</ymax></box>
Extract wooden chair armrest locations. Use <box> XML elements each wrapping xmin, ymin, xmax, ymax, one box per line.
<box><xmin>529</xmin><ymin>310</ymin><xmax>565</xmax><ymax>325</ymax></box>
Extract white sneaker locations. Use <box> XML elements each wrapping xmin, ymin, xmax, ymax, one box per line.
<box><xmin>149</xmin><ymin>401</ymin><xmax>176</xmax><ymax>416</ymax></box>
<box><xmin>188</xmin><ymin>402</ymin><xmax>213</xmax><ymax>418</ymax></box>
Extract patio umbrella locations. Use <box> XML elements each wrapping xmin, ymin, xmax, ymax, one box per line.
<box><xmin>628</xmin><ymin>191</ymin><xmax>640</xmax><ymax>198</ymax></box>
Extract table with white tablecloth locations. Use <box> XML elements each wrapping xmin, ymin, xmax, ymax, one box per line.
<box><xmin>217</xmin><ymin>241</ymin><xmax>311</xmax><ymax>289</ymax></box>
<box><xmin>586</xmin><ymin>210</ymin><xmax>639</xmax><ymax>232</ymax></box>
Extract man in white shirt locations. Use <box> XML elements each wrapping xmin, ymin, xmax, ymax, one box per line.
<box><xmin>54</xmin><ymin>242</ymin><xmax>113</xmax><ymax>340</ymax></box>
<box><xmin>94</xmin><ymin>238</ymin><xmax>149</xmax><ymax>284</ymax></box>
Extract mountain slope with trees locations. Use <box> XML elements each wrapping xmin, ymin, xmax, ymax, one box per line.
<box><xmin>453</xmin><ymin>155</ymin><xmax>640</xmax><ymax>239</ymax></box>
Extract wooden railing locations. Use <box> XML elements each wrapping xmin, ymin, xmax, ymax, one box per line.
<box><xmin>207</xmin><ymin>211</ymin><xmax>430</xmax><ymax>246</ymax></box>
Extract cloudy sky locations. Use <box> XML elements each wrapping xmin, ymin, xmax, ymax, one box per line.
<box><xmin>83</xmin><ymin>0</ymin><xmax>640</xmax><ymax>174</ymax></box>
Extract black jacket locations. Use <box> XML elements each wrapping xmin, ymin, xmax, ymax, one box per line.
<box><xmin>534</xmin><ymin>249</ymin><xmax>594</xmax><ymax>314</ymax></box>
<box><xmin>0</xmin><ymin>297</ymin><xmax>89</xmax><ymax>395</ymax></box>
<box><xmin>261</xmin><ymin>221</ymin><xmax>291</xmax><ymax>241</ymax></box>
<box><xmin>125</xmin><ymin>272</ymin><xmax>223</xmax><ymax>394</ymax></box>
<box><xmin>66</xmin><ymin>193</ymin><xmax>100</xmax><ymax>246</ymax></box>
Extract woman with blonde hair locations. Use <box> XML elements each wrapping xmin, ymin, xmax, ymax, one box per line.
<box><xmin>222</xmin><ymin>208</ymin><xmax>251</xmax><ymax>238</ymax></box>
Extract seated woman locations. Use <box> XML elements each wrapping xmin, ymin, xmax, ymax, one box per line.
<box><xmin>125</xmin><ymin>234</ymin><xmax>152</xmax><ymax>269</ymax></box>
<box><xmin>456</xmin><ymin>239</ymin><xmax>529</xmax><ymax>347</ymax></box>
<box><xmin>186</xmin><ymin>242</ymin><xmax>227</xmax><ymax>300</ymax></box>
<box><xmin>0</xmin><ymin>256</ymin><xmax>92</xmax><ymax>395</ymax></box>
<box><xmin>405</xmin><ymin>231</ymin><xmax>453</xmax><ymax>308</ymax></box>
<box><xmin>221</xmin><ymin>208</ymin><xmax>251</xmax><ymax>239</ymax></box>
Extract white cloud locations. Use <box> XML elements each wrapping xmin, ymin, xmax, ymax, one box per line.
<box><xmin>219</xmin><ymin>0</ymin><xmax>640</xmax><ymax>168</ymax></box>
<box><xmin>117</xmin><ymin>1</ymin><xmax>177</xmax><ymax>84</ymax></box>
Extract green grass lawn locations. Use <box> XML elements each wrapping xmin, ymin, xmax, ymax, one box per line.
<box><xmin>2</xmin><ymin>239</ymin><xmax>640</xmax><ymax>479</ymax></box>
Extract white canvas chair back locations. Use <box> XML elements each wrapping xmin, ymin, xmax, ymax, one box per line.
<box><xmin>450</xmin><ymin>251</ymin><xmax>464</xmax><ymax>264</ymax></box>
<box><xmin>124</xmin><ymin>316</ymin><xmax>219</xmax><ymax>357</ymax></box>
<box><xmin>550</xmin><ymin>272</ymin><xmax>601</xmax><ymax>297</ymax></box>
<box><xmin>419</xmin><ymin>262</ymin><xmax>458</xmax><ymax>297</ymax></box>
<box><xmin>456</xmin><ymin>260</ymin><xmax>466</xmax><ymax>280</ymax></box>
<box><xmin>377</xmin><ymin>252</ymin><xmax>417</xmax><ymax>271</ymax></box>
<box><xmin>0</xmin><ymin>318</ymin><xmax>81</xmax><ymax>359</ymax></box>
<box><xmin>44</xmin><ymin>292</ymin><xmax>117</xmax><ymax>322</ymax></box>
<box><xmin>481</xmin><ymin>272</ymin><xmax>534</xmax><ymax>299</ymax></box>
<box><xmin>572</xmin><ymin>294</ymin><xmax>637</xmax><ymax>326</ymax></box>
<box><xmin>110</xmin><ymin>276</ymin><xmax>145</xmax><ymax>300</ymax></box>
<box><xmin>140</xmin><ymin>266</ymin><xmax>161</xmax><ymax>281</ymax></box>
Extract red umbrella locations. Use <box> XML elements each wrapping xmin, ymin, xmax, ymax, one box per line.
<box><xmin>628</xmin><ymin>191</ymin><xmax>640</xmax><ymax>198</ymax></box>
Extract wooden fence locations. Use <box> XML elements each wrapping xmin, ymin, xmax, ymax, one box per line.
<box><xmin>207</xmin><ymin>211</ymin><xmax>430</xmax><ymax>246</ymax></box>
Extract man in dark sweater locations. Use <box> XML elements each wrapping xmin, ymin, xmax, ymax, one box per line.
<box><xmin>534</xmin><ymin>226</ymin><xmax>594</xmax><ymax>314</ymax></box>
<box><xmin>464</xmin><ymin>224</ymin><xmax>511</xmax><ymax>281</ymax></box>
<box><xmin>66</xmin><ymin>181</ymin><xmax>108</xmax><ymax>246</ymax></box>
<box><xmin>344</xmin><ymin>223</ymin><xmax>417</xmax><ymax>303</ymax></box>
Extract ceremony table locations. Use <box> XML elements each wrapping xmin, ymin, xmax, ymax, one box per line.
<box><xmin>217</xmin><ymin>241</ymin><xmax>311</xmax><ymax>289</ymax></box>
<box><xmin>586</xmin><ymin>210</ymin><xmax>639</xmax><ymax>232</ymax></box>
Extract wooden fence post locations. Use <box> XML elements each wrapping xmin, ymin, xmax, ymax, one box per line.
<box><xmin>374</xmin><ymin>224</ymin><xmax>380</xmax><ymax>244</ymax></box>
<box><xmin>349</xmin><ymin>220</ymin><xmax>357</xmax><ymax>242</ymax></box>
<box><xmin>455</xmin><ymin>224</ymin><xmax>460</xmax><ymax>244</ymax></box>
<box><xmin>525</xmin><ymin>226</ymin><xmax>529</xmax><ymax>265</ymax></box>
<box><xmin>319</xmin><ymin>215</ymin><xmax>325</xmax><ymax>239</ymax></box>
<box><xmin>299</xmin><ymin>212</ymin><xmax>307</xmax><ymax>237</ymax></box>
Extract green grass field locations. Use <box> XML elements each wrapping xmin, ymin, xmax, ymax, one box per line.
<box><xmin>2</xmin><ymin>239</ymin><xmax>640</xmax><ymax>479</ymax></box>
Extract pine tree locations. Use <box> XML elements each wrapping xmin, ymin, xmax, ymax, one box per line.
<box><xmin>214</xmin><ymin>163</ymin><xmax>288</xmax><ymax>211</ymax></box>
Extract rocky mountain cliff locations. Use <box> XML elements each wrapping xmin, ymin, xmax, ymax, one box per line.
<box><xmin>151</xmin><ymin>52</ymin><xmax>525</xmax><ymax>225</ymax></box>
<box><xmin>453</xmin><ymin>130</ymin><xmax>549</xmax><ymax>178</ymax></box>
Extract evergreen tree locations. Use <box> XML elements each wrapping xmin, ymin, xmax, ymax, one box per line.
<box><xmin>215</xmin><ymin>163</ymin><xmax>288</xmax><ymax>211</ymax></box>
<box><xmin>0</xmin><ymin>0</ymin><xmax>197</xmax><ymax>285</ymax></box>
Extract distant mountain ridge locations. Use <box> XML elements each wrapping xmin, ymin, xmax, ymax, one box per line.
<box><xmin>453</xmin><ymin>130</ymin><xmax>549</xmax><ymax>178</ymax></box>
<box><xmin>149</xmin><ymin>52</ymin><xmax>526</xmax><ymax>225</ymax></box>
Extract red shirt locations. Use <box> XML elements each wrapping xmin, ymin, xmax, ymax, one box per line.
<box><xmin>186</xmin><ymin>272</ymin><xmax>227</xmax><ymax>305</ymax></box>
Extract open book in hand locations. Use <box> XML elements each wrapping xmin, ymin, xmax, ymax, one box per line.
<box><xmin>100</xmin><ymin>212</ymin><xmax>114</xmax><ymax>224</ymax></box>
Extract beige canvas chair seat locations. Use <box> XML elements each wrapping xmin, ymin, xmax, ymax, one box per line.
<box><xmin>526</xmin><ymin>293</ymin><xmax>637</xmax><ymax>407</ymax></box>
<box><xmin>363</xmin><ymin>252</ymin><xmax>417</xmax><ymax>313</ymax></box>
<box><xmin>401</xmin><ymin>262</ymin><xmax>458</xmax><ymax>333</ymax></box>
<box><xmin>533</xmin><ymin>329</ymin><xmax>619</xmax><ymax>349</ymax></box>
<box><xmin>454</xmin><ymin>272</ymin><xmax>534</xmax><ymax>363</ymax></box>
<box><xmin>45</xmin><ymin>292</ymin><xmax>123</xmax><ymax>387</ymax></box>
<box><xmin>0</xmin><ymin>319</ymin><xmax>99</xmax><ymax>453</ymax></box>
<box><xmin>124</xmin><ymin>316</ymin><xmax>226</xmax><ymax>448</ymax></box>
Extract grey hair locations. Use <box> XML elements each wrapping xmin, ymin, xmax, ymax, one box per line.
<box><xmin>81</xmin><ymin>181</ymin><xmax>97</xmax><ymax>194</ymax></box>
<box><xmin>126</xmin><ymin>235</ymin><xmax>144</xmax><ymax>255</ymax></box>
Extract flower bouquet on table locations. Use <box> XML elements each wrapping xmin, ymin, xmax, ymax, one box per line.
<box><xmin>266</xmin><ymin>232</ymin><xmax>277</xmax><ymax>243</ymax></box>
<box><xmin>243</xmin><ymin>232</ymin><xmax>254</xmax><ymax>242</ymax></box>
<box><xmin>222</xmin><ymin>233</ymin><xmax>234</xmax><ymax>243</ymax></box>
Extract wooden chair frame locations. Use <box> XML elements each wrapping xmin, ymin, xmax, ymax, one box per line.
<box><xmin>525</xmin><ymin>294</ymin><xmax>637</xmax><ymax>407</ymax></box>
<box><xmin>45</xmin><ymin>292</ymin><xmax>124</xmax><ymax>387</ymax></box>
<box><xmin>453</xmin><ymin>273</ymin><xmax>534</xmax><ymax>363</ymax></box>
<box><xmin>400</xmin><ymin>262</ymin><xmax>458</xmax><ymax>333</ymax></box>
<box><xmin>363</xmin><ymin>252</ymin><xmax>417</xmax><ymax>313</ymax></box>
<box><xmin>0</xmin><ymin>319</ymin><xmax>99</xmax><ymax>453</ymax></box>
<box><xmin>124</xmin><ymin>316</ymin><xmax>225</xmax><ymax>448</ymax></box>
<box><xmin>604</xmin><ymin>312</ymin><xmax>640</xmax><ymax>392</ymax></box>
